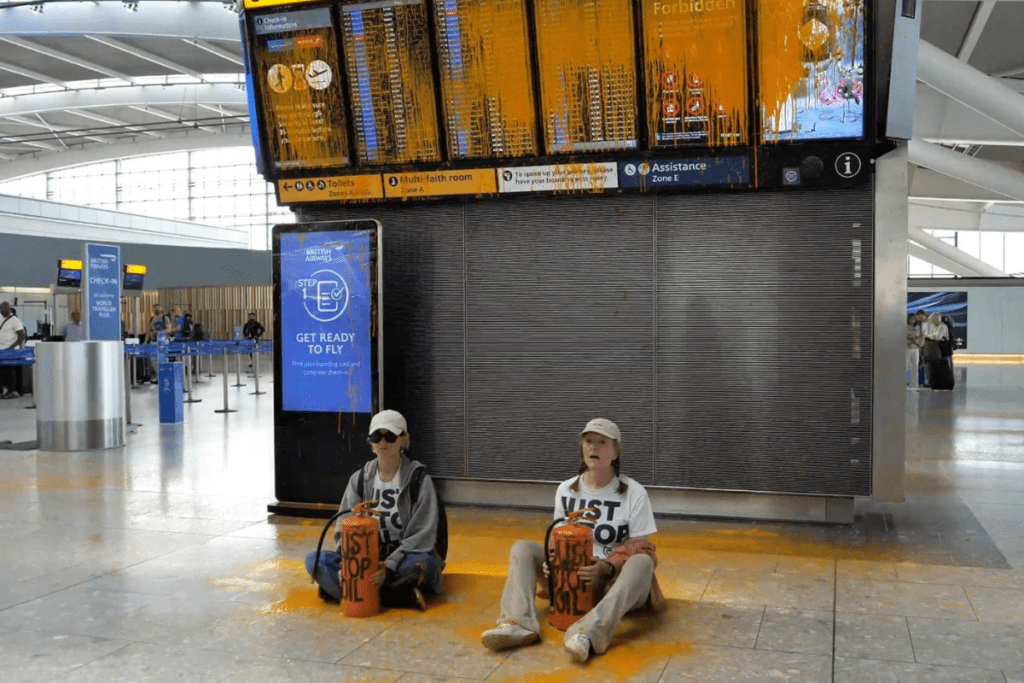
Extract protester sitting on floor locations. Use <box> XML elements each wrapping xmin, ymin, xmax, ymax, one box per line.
<box><xmin>481</xmin><ymin>418</ymin><xmax>664</xmax><ymax>663</ymax></box>
<box><xmin>305</xmin><ymin>410</ymin><xmax>444</xmax><ymax>610</ymax></box>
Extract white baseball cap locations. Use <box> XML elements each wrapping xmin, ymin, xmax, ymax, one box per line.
<box><xmin>369</xmin><ymin>410</ymin><xmax>407</xmax><ymax>435</ymax></box>
<box><xmin>579</xmin><ymin>418</ymin><xmax>621</xmax><ymax>443</ymax></box>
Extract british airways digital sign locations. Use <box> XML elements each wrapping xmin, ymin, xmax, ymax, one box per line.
<box><xmin>278</xmin><ymin>229</ymin><xmax>375</xmax><ymax>413</ymax></box>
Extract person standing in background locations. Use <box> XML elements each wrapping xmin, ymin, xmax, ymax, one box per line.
<box><xmin>243</xmin><ymin>312</ymin><xmax>264</xmax><ymax>368</ymax></box>
<box><xmin>906</xmin><ymin>314</ymin><xmax>922</xmax><ymax>390</ymax></box>
<box><xmin>0</xmin><ymin>301</ymin><xmax>26</xmax><ymax>399</ymax></box>
<box><xmin>62</xmin><ymin>311</ymin><xmax>85</xmax><ymax>342</ymax></box>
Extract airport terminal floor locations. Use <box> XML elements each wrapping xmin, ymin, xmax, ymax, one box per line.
<box><xmin>2</xmin><ymin>369</ymin><xmax>1024</xmax><ymax>682</ymax></box>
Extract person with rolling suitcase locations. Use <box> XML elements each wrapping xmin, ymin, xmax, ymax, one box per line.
<box><xmin>924</xmin><ymin>313</ymin><xmax>954</xmax><ymax>391</ymax></box>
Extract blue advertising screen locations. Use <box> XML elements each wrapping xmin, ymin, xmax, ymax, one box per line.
<box><xmin>279</xmin><ymin>229</ymin><xmax>374</xmax><ymax>413</ymax></box>
<box><xmin>83</xmin><ymin>243</ymin><xmax>121</xmax><ymax>341</ymax></box>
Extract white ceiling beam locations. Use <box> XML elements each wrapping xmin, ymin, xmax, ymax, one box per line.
<box><xmin>908</xmin><ymin>138</ymin><xmax>1024</xmax><ymax>202</ymax></box>
<box><xmin>3</xmin><ymin>114</ymin><xmax>110</xmax><ymax>145</ymax></box>
<box><xmin>0</xmin><ymin>84</ymin><xmax>246</xmax><ymax>119</ymax></box>
<box><xmin>196</xmin><ymin>103</ymin><xmax>247</xmax><ymax>117</ymax></box>
<box><xmin>64</xmin><ymin>109</ymin><xmax>166</xmax><ymax>139</ymax></box>
<box><xmin>0</xmin><ymin>36</ymin><xmax>137</xmax><ymax>84</ymax></box>
<box><xmin>84</xmin><ymin>35</ymin><xmax>205</xmax><ymax>81</ymax></box>
<box><xmin>0</xmin><ymin>129</ymin><xmax>254</xmax><ymax>181</ymax></box>
<box><xmin>914</xmin><ymin>83</ymin><xmax>1024</xmax><ymax>146</ymax></box>
<box><xmin>991</xmin><ymin>64</ymin><xmax>1024</xmax><ymax>78</ymax></box>
<box><xmin>910</xmin><ymin>166</ymin><xmax>1024</xmax><ymax>203</ymax></box>
<box><xmin>910</xmin><ymin>201</ymin><xmax>1024</xmax><ymax>232</ymax></box>
<box><xmin>185</xmin><ymin>39</ymin><xmax>243</xmax><ymax>67</ymax></box>
<box><xmin>909</xmin><ymin>225</ymin><xmax>1008</xmax><ymax>276</ymax></box>
<box><xmin>908</xmin><ymin>242</ymin><xmax>981</xmax><ymax>278</ymax></box>
<box><xmin>0</xmin><ymin>60</ymin><xmax>66</xmax><ymax>88</ymax></box>
<box><xmin>0</xmin><ymin>136</ymin><xmax>60</xmax><ymax>151</ymax></box>
<box><xmin>958</xmin><ymin>1</ymin><xmax>996</xmax><ymax>62</ymax></box>
<box><xmin>0</xmin><ymin>2</ymin><xmax>238</xmax><ymax>41</ymax></box>
<box><xmin>128</xmin><ymin>105</ymin><xmax>220</xmax><ymax>134</ymax></box>
<box><xmin>918</xmin><ymin>40</ymin><xmax>1024</xmax><ymax>139</ymax></box>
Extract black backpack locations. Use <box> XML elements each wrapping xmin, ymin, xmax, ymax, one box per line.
<box><xmin>357</xmin><ymin>465</ymin><xmax>448</xmax><ymax>561</ymax></box>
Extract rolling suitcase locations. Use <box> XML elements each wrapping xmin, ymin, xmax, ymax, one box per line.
<box><xmin>928</xmin><ymin>359</ymin><xmax>955</xmax><ymax>391</ymax></box>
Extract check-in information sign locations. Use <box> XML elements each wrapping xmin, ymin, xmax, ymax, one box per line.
<box><xmin>279</xmin><ymin>230</ymin><xmax>374</xmax><ymax>413</ymax></box>
<box><xmin>82</xmin><ymin>243</ymin><xmax>121</xmax><ymax>341</ymax></box>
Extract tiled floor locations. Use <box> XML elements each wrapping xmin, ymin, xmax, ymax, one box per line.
<box><xmin>1</xmin><ymin>367</ymin><xmax>1023</xmax><ymax>682</ymax></box>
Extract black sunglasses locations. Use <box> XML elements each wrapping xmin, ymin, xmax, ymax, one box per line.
<box><xmin>368</xmin><ymin>431</ymin><xmax>401</xmax><ymax>444</ymax></box>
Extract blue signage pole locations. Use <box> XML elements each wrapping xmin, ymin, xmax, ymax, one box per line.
<box><xmin>82</xmin><ymin>243</ymin><xmax>122</xmax><ymax>341</ymax></box>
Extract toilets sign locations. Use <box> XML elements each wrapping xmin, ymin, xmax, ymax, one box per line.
<box><xmin>279</xmin><ymin>229</ymin><xmax>373</xmax><ymax>413</ymax></box>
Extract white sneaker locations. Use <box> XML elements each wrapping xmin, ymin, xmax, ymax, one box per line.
<box><xmin>481</xmin><ymin>621</ymin><xmax>538</xmax><ymax>651</ymax></box>
<box><xmin>564</xmin><ymin>632</ymin><xmax>592</xmax><ymax>663</ymax></box>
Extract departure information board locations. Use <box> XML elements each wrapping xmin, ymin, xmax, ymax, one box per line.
<box><xmin>340</xmin><ymin>0</ymin><xmax>442</xmax><ymax>165</ymax></box>
<box><xmin>252</xmin><ymin>8</ymin><xmax>350</xmax><ymax>171</ymax></box>
<box><xmin>758</xmin><ymin>0</ymin><xmax>866</xmax><ymax>142</ymax></box>
<box><xmin>433</xmin><ymin>0</ymin><xmax>538</xmax><ymax>159</ymax></box>
<box><xmin>640</xmin><ymin>0</ymin><xmax>748</xmax><ymax>146</ymax></box>
<box><xmin>532</xmin><ymin>0</ymin><xmax>640</xmax><ymax>153</ymax></box>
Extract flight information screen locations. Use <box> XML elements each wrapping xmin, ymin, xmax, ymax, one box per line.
<box><xmin>340</xmin><ymin>0</ymin><xmax>442</xmax><ymax>165</ymax></box>
<box><xmin>433</xmin><ymin>0</ymin><xmax>538</xmax><ymax>159</ymax></box>
<box><xmin>640</xmin><ymin>0</ymin><xmax>749</xmax><ymax>147</ymax></box>
<box><xmin>758</xmin><ymin>0</ymin><xmax>866</xmax><ymax>142</ymax></box>
<box><xmin>532</xmin><ymin>0</ymin><xmax>640</xmax><ymax>153</ymax></box>
<box><xmin>251</xmin><ymin>7</ymin><xmax>350</xmax><ymax>171</ymax></box>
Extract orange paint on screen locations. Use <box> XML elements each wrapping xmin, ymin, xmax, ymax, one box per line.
<box><xmin>533</xmin><ymin>0</ymin><xmax>639</xmax><ymax>154</ymax></box>
<box><xmin>433</xmin><ymin>0</ymin><xmax>538</xmax><ymax>159</ymax></box>
<box><xmin>758</xmin><ymin>0</ymin><xmax>866</xmax><ymax>142</ymax></box>
<box><xmin>340</xmin><ymin>0</ymin><xmax>442</xmax><ymax>165</ymax></box>
<box><xmin>641</xmin><ymin>0</ymin><xmax>748</xmax><ymax>147</ymax></box>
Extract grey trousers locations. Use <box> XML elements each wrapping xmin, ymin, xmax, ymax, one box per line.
<box><xmin>497</xmin><ymin>539</ymin><xmax>653</xmax><ymax>654</ymax></box>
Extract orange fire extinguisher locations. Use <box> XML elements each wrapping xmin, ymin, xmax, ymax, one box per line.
<box><xmin>545</xmin><ymin>507</ymin><xmax>598</xmax><ymax>631</ymax></box>
<box><xmin>312</xmin><ymin>500</ymin><xmax>384</xmax><ymax>618</ymax></box>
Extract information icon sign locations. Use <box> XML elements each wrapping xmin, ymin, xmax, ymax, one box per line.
<box><xmin>835</xmin><ymin>153</ymin><xmax>862</xmax><ymax>179</ymax></box>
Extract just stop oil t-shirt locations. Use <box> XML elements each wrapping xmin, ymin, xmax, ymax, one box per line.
<box><xmin>371</xmin><ymin>472</ymin><xmax>404</xmax><ymax>550</ymax></box>
<box><xmin>553</xmin><ymin>474</ymin><xmax>657</xmax><ymax>560</ymax></box>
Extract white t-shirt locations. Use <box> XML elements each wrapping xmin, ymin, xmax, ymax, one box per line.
<box><xmin>554</xmin><ymin>474</ymin><xmax>657</xmax><ymax>560</ymax></box>
<box><xmin>0</xmin><ymin>315</ymin><xmax>25</xmax><ymax>348</ymax></box>
<box><xmin>371</xmin><ymin>472</ymin><xmax>404</xmax><ymax>549</ymax></box>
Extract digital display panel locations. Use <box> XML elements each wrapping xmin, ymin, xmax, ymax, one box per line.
<box><xmin>641</xmin><ymin>0</ymin><xmax>748</xmax><ymax>146</ymax></box>
<box><xmin>433</xmin><ymin>0</ymin><xmax>538</xmax><ymax>159</ymax></box>
<box><xmin>252</xmin><ymin>7</ymin><xmax>350</xmax><ymax>171</ymax></box>
<box><xmin>123</xmin><ymin>272</ymin><xmax>145</xmax><ymax>291</ymax></box>
<box><xmin>758</xmin><ymin>0</ymin><xmax>866</xmax><ymax>142</ymax></box>
<box><xmin>533</xmin><ymin>0</ymin><xmax>640</xmax><ymax>153</ymax></box>
<box><xmin>56</xmin><ymin>268</ymin><xmax>81</xmax><ymax>288</ymax></box>
<box><xmin>340</xmin><ymin>0</ymin><xmax>442</xmax><ymax>165</ymax></box>
<box><xmin>279</xmin><ymin>229</ymin><xmax>374</xmax><ymax>413</ymax></box>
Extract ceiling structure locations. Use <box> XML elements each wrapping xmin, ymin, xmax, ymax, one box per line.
<box><xmin>0</xmin><ymin>0</ymin><xmax>1022</xmax><ymax>273</ymax></box>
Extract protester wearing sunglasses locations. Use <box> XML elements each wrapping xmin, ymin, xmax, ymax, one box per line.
<box><xmin>304</xmin><ymin>409</ymin><xmax>445</xmax><ymax>610</ymax></box>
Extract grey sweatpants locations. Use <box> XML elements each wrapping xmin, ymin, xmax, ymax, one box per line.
<box><xmin>496</xmin><ymin>539</ymin><xmax>654</xmax><ymax>654</ymax></box>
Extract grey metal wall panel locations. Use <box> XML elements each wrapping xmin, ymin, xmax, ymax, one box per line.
<box><xmin>298</xmin><ymin>203</ymin><xmax>467</xmax><ymax>478</ymax></box>
<box><xmin>300</xmin><ymin>184</ymin><xmax>873</xmax><ymax>498</ymax></box>
<box><xmin>463</xmin><ymin>195</ymin><xmax>656</xmax><ymax>485</ymax></box>
<box><xmin>654</xmin><ymin>187</ymin><xmax>873</xmax><ymax>496</ymax></box>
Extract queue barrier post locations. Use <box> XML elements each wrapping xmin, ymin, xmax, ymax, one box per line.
<box><xmin>214</xmin><ymin>347</ymin><xmax>236</xmax><ymax>414</ymax></box>
<box><xmin>250</xmin><ymin>342</ymin><xmax>266</xmax><ymax>396</ymax></box>
<box><xmin>232</xmin><ymin>345</ymin><xmax>247</xmax><ymax>388</ymax></box>
<box><xmin>183</xmin><ymin>346</ymin><xmax>202</xmax><ymax>404</ymax></box>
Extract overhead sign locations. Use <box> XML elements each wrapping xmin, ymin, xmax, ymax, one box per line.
<box><xmin>498</xmin><ymin>163</ymin><xmax>618</xmax><ymax>193</ymax></box>
<box><xmin>383</xmin><ymin>169</ymin><xmax>496</xmax><ymax>198</ymax></box>
<box><xmin>243</xmin><ymin>0</ymin><xmax>323</xmax><ymax>12</ymax></box>
<box><xmin>617</xmin><ymin>156</ymin><xmax>750</xmax><ymax>189</ymax></box>
<box><xmin>279</xmin><ymin>230</ymin><xmax>374</xmax><ymax>413</ymax></box>
<box><xmin>278</xmin><ymin>175</ymin><xmax>384</xmax><ymax>203</ymax></box>
<box><xmin>82</xmin><ymin>243</ymin><xmax>121</xmax><ymax>341</ymax></box>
